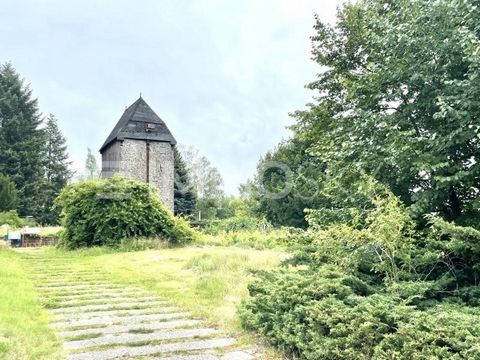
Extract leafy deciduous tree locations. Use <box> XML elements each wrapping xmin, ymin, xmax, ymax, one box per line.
<box><xmin>85</xmin><ymin>147</ymin><xmax>99</xmax><ymax>180</ymax></box>
<box><xmin>178</xmin><ymin>144</ymin><xmax>225</xmax><ymax>220</ymax></box>
<box><xmin>293</xmin><ymin>0</ymin><xmax>480</xmax><ymax>226</ymax></box>
<box><xmin>249</xmin><ymin>137</ymin><xmax>325</xmax><ymax>228</ymax></box>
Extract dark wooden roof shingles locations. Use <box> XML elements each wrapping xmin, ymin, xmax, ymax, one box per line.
<box><xmin>99</xmin><ymin>97</ymin><xmax>176</xmax><ymax>153</ymax></box>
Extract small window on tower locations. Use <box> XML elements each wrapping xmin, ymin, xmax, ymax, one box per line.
<box><xmin>147</xmin><ymin>123</ymin><xmax>156</xmax><ymax>129</ymax></box>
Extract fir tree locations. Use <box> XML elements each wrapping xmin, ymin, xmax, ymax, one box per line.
<box><xmin>173</xmin><ymin>147</ymin><xmax>197</xmax><ymax>216</ymax></box>
<box><xmin>0</xmin><ymin>63</ymin><xmax>46</xmax><ymax>217</ymax></box>
<box><xmin>0</xmin><ymin>173</ymin><xmax>18</xmax><ymax>212</ymax></box>
<box><xmin>39</xmin><ymin>114</ymin><xmax>72</xmax><ymax>224</ymax></box>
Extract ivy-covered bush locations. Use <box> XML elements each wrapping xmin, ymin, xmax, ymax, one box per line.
<box><xmin>55</xmin><ymin>177</ymin><xmax>197</xmax><ymax>248</ymax></box>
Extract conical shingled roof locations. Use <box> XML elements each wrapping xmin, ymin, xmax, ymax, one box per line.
<box><xmin>99</xmin><ymin>97</ymin><xmax>176</xmax><ymax>152</ymax></box>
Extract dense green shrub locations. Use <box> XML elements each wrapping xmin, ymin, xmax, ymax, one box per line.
<box><xmin>240</xmin><ymin>181</ymin><xmax>480</xmax><ymax>359</ymax></box>
<box><xmin>241</xmin><ymin>266</ymin><xmax>480</xmax><ymax>359</ymax></box>
<box><xmin>0</xmin><ymin>210</ymin><xmax>28</xmax><ymax>227</ymax></box>
<box><xmin>54</xmin><ymin>177</ymin><xmax>197</xmax><ymax>248</ymax></box>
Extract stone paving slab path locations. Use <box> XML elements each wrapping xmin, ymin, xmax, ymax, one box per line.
<box><xmin>53</xmin><ymin>306</ymin><xmax>180</xmax><ymax>320</ymax></box>
<box><xmin>24</xmin><ymin>250</ymin><xmax>262</xmax><ymax>360</ymax></box>
<box><xmin>50</xmin><ymin>300</ymin><xmax>168</xmax><ymax>313</ymax></box>
<box><xmin>57</xmin><ymin>295</ymin><xmax>163</xmax><ymax>306</ymax></box>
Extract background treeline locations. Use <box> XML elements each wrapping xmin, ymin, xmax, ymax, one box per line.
<box><xmin>0</xmin><ymin>63</ymin><xmax>71</xmax><ymax>224</ymax></box>
<box><xmin>239</xmin><ymin>0</ymin><xmax>480</xmax><ymax>358</ymax></box>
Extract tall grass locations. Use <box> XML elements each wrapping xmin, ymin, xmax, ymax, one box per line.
<box><xmin>197</xmin><ymin>227</ymin><xmax>310</xmax><ymax>250</ymax></box>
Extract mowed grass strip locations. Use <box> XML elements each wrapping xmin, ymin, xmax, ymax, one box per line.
<box><xmin>0</xmin><ymin>249</ymin><xmax>63</xmax><ymax>360</ymax></box>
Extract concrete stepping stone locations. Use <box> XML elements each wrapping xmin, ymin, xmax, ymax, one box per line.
<box><xmin>37</xmin><ymin>283</ymin><xmax>122</xmax><ymax>291</ymax></box>
<box><xmin>58</xmin><ymin>295</ymin><xmax>161</xmax><ymax>307</ymax></box>
<box><xmin>54</xmin><ymin>288</ymin><xmax>149</xmax><ymax>296</ymax></box>
<box><xmin>47</xmin><ymin>287</ymin><xmax>148</xmax><ymax>297</ymax></box>
<box><xmin>64</xmin><ymin>327</ymin><xmax>217</xmax><ymax>350</ymax></box>
<box><xmin>59</xmin><ymin>319</ymin><xmax>202</xmax><ymax>338</ymax></box>
<box><xmin>40</xmin><ymin>276</ymin><xmax>104</xmax><ymax>281</ymax></box>
<box><xmin>40</xmin><ymin>279</ymin><xmax>109</xmax><ymax>286</ymax></box>
<box><xmin>66</xmin><ymin>337</ymin><xmax>236</xmax><ymax>360</ymax></box>
<box><xmin>54</xmin><ymin>312</ymin><xmax>189</xmax><ymax>328</ymax></box>
<box><xmin>51</xmin><ymin>300</ymin><xmax>167</xmax><ymax>313</ymax></box>
<box><xmin>37</xmin><ymin>273</ymin><xmax>101</xmax><ymax>278</ymax></box>
<box><xmin>150</xmin><ymin>355</ymin><xmax>219</xmax><ymax>360</ymax></box>
<box><xmin>39</xmin><ymin>273</ymin><xmax>104</xmax><ymax>277</ymax></box>
<box><xmin>221</xmin><ymin>350</ymin><xmax>255</xmax><ymax>360</ymax></box>
<box><xmin>53</xmin><ymin>306</ymin><xmax>179</xmax><ymax>320</ymax></box>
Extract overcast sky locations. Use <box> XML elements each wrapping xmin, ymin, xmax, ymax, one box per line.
<box><xmin>1</xmin><ymin>0</ymin><xmax>343</xmax><ymax>194</ymax></box>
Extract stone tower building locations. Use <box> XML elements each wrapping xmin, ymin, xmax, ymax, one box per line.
<box><xmin>99</xmin><ymin>97</ymin><xmax>176</xmax><ymax>212</ymax></box>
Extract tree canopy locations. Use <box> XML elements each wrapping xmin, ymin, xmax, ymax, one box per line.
<box><xmin>0</xmin><ymin>63</ymin><xmax>46</xmax><ymax>218</ymax></box>
<box><xmin>248</xmin><ymin>0</ymin><xmax>480</xmax><ymax>229</ymax></box>
<box><xmin>0</xmin><ymin>173</ymin><xmax>18</xmax><ymax>212</ymax></box>
<box><xmin>173</xmin><ymin>147</ymin><xmax>197</xmax><ymax>217</ymax></box>
<box><xmin>178</xmin><ymin>145</ymin><xmax>225</xmax><ymax>220</ymax></box>
<box><xmin>39</xmin><ymin>114</ymin><xmax>72</xmax><ymax>224</ymax></box>
<box><xmin>298</xmin><ymin>0</ymin><xmax>480</xmax><ymax>225</ymax></box>
<box><xmin>85</xmin><ymin>147</ymin><xmax>99</xmax><ymax>180</ymax></box>
<box><xmin>247</xmin><ymin>137</ymin><xmax>325</xmax><ymax>228</ymax></box>
<box><xmin>0</xmin><ymin>63</ymin><xmax>72</xmax><ymax>223</ymax></box>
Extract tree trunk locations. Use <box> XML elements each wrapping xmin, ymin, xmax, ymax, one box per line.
<box><xmin>447</xmin><ymin>188</ymin><xmax>462</xmax><ymax>220</ymax></box>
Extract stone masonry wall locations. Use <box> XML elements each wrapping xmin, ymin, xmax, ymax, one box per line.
<box><xmin>147</xmin><ymin>141</ymin><xmax>175</xmax><ymax>212</ymax></box>
<box><xmin>101</xmin><ymin>139</ymin><xmax>174</xmax><ymax>212</ymax></box>
<box><xmin>119</xmin><ymin>139</ymin><xmax>148</xmax><ymax>182</ymax></box>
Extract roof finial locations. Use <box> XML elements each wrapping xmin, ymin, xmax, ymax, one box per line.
<box><xmin>139</xmin><ymin>92</ymin><xmax>142</xmax><ymax>98</ymax></box>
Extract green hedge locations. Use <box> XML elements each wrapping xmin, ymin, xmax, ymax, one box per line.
<box><xmin>54</xmin><ymin>177</ymin><xmax>197</xmax><ymax>248</ymax></box>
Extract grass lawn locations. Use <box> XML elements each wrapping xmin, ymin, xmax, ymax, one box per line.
<box><xmin>0</xmin><ymin>247</ymin><xmax>62</xmax><ymax>360</ymax></box>
<box><xmin>0</xmin><ymin>244</ymin><xmax>285</xmax><ymax>359</ymax></box>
